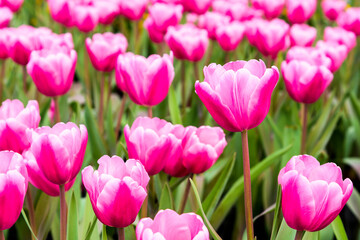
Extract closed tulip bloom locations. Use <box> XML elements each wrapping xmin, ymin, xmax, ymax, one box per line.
<box><xmin>23</xmin><ymin>150</ymin><xmax>75</xmax><ymax>196</ymax></box>
<box><xmin>38</xmin><ymin>32</ymin><xmax>74</xmax><ymax>51</ymax></box>
<box><xmin>48</xmin><ymin>0</ymin><xmax>75</xmax><ymax>27</ymax></box>
<box><xmin>136</xmin><ymin>209</ymin><xmax>209</xmax><ymax>240</ymax></box>
<box><xmin>124</xmin><ymin>117</ymin><xmax>179</xmax><ymax>175</ymax></box>
<box><xmin>73</xmin><ymin>4</ymin><xmax>99</xmax><ymax>33</ymax></box>
<box><xmin>0</xmin><ymin>99</ymin><xmax>40</xmax><ymax>153</ymax></box>
<box><xmin>86</xmin><ymin>32</ymin><xmax>128</xmax><ymax>72</ymax></box>
<box><xmin>0</xmin><ymin>28</ymin><xmax>10</xmax><ymax>59</ymax></box>
<box><xmin>251</xmin><ymin>0</ymin><xmax>285</xmax><ymax>19</ymax></box>
<box><xmin>27</xmin><ymin>47</ymin><xmax>77</xmax><ymax>97</ymax></box>
<box><xmin>0</xmin><ymin>151</ymin><xmax>28</xmax><ymax>231</ymax></box>
<box><xmin>195</xmin><ymin>60</ymin><xmax>279</xmax><ymax>132</ymax></box>
<box><xmin>336</xmin><ymin>8</ymin><xmax>360</xmax><ymax>36</ymax></box>
<box><xmin>321</xmin><ymin>0</ymin><xmax>346</xmax><ymax>21</ymax></box>
<box><xmin>93</xmin><ymin>0</ymin><xmax>119</xmax><ymax>25</ymax></box>
<box><xmin>278</xmin><ymin>155</ymin><xmax>353</xmax><ymax>231</ymax></box>
<box><xmin>120</xmin><ymin>0</ymin><xmax>148</xmax><ymax>20</ymax></box>
<box><xmin>213</xmin><ymin>1</ymin><xmax>262</xmax><ymax>21</ymax></box>
<box><xmin>182</xmin><ymin>0</ymin><xmax>211</xmax><ymax>14</ymax></box>
<box><xmin>316</xmin><ymin>40</ymin><xmax>347</xmax><ymax>72</ymax></box>
<box><xmin>144</xmin><ymin>17</ymin><xmax>166</xmax><ymax>43</ymax></box>
<box><xmin>216</xmin><ymin>21</ymin><xmax>245</xmax><ymax>51</ymax></box>
<box><xmin>165</xmin><ymin>24</ymin><xmax>208</xmax><ymax>62</ymax></box>
<box><xmin>324</xmin><ymin>27</ymin><xmax>357</xmax><ymax>53</ymax></box>
<box><xmin>198</xmin><ymin>12</ymin><xmax>230</xmax><ymax>40</ymax></box>
<box><xmin>27</xmin><ymin>122</ymin><xmax>88</xmax><ymax>185</ymax></box>
<box><xmin>82</xmin><ymin>155</ymin><xmax>149</xmax><ymax>228</ymax></box>
<box><xmin>281</xmin><ymin>59</ymin><xmax>333</xmax><ymax>104</ymax></box>
<box><xmin>116</xmin><ymin>52</ymin><xmax>174</xmax><ymax>106</ymax></box>
<box><xmin>286</xmin><ymin>0</ymin><xmax>317</xmax><ymax>24</ymax></box>
<box><xmin>286</xmin><ymin>46</ymin><xmax>332</xmax><ymax>69</ymax></box>
<box><xmin>290</xmin><ymin>24</ymin><xmax>317</xmax><ymax>47</ymax></box>
<box><xmin>0</xmin><ymin>0</ymin><xmax>23</xmax><ymax>12</ymax></box>
<box><xmin>0</xmin><ymin>7</ymin><xmax>12</xmax><ymax>28</ymax></box>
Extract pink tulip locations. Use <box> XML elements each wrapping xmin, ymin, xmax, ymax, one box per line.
<box><xmin>144</xmin><ymin>17</ymin><xmax>165</xmax><ymax>43</ymax></box>
<box><xmin>124</xmin><ymin>117</ymin><xmax>179</xmax><ymax>175</ymax></box>
<box><xmin>0</xmin><ymin>151</ymin><xmax>28</xmax><ymax>230</ymax></box>
<box><xmin>321</xmin><ymin>0</ymin><xmax>346</xmax><ymax>21</ymax></box>
<box><xmin>323</xmin><ymin>27</ymin><xmax>357</xmax><ymax>53</ymax></box>
<box><xmin>0</xmin><ymin>28</ymin><xmax>10</xmax><ymax>59</ymax></box>
<box><xmin>165</xmin><ymin>24</ymin><xmax>208</xmax><ymax>62</ymax></box>
<box><xmin>198</xmin><ymin>12</ymin><xmax>230</xmax><ymax>40</ymax></box>
<box><xmin>0</xmin><ymin>0</ymin><xmax>23</xmax><ymax>12</ymax></box>
<box><xmin>216</xmin><ymin>21</ymin><xmax>246</xmax><ymax>51</ymax></box>
<box><xmin>48</xmin><ymin>0</ymin><xmax>75</xmax><ymax>27</ymax></box>
<box><xmin>27</xmin><ymin>47</ymin><xmax>77</xmax><ymax>97</ymax></box>
<box><xmin>86</xmin><ymin>32</ymin><xmax>128</xmax><ymax>72</ymax></box>
<box><xmin>182</xmin><ymin>0</ymin><xmax>211</xmax><ymax>14</ymax></box>
<box><xmin>246</xmin><ymin>18</ymin><xmax>289</xmax><ymax>59</ymax></box>
<box><xmin>82</xmin><ymin>155</ymin><xmax>149</xmax><ymax>228</ymax></box>
<box><xmin>286</xmin><ymin>46</ymin><xmax>332</xmax><ymax>69</ymax></box>
<box><xmin>213</xmin><ymin>1</ymin><xmax>262</xmax><ymax>21</ymax></box>
<box><xmin>115</xmin><ymin>52</ymin><xmax>174</xmax><ymax>106</ymax></box>
<box><xmin>281</xmin><ymin>59</ymin><xmax>333</xmax><ymax>104</ymax></box>
<box><xmin>316</xmin><ymin>40</ymin><xmax>347</xmax><ymax>72</ymax></box>
<box><xmin>73</xmin><ymin>3</ymin><xmax>99</xmax><ymax>33</ymax></box>
<box><xmin>27</xmin><ymin>122</ymin><xmax>88</xmax><ymax>185</ymax></box>
<box><xmin>136</xmin><ymin>209</ymin><xmax>210</xmax><ymax>240</ymax></box>
<box><xmin>23</xmin><ymin>150</ymin><xmax>75</xmax><ymax>197</ymax></box>
<box><xmin>289</xmin><ymin>24</ymin><xmax>317</xmax><ymax>47</ymax></box>
<box><xmin>286</xmin><ymin>0</ymin><xmax>317</xmax><ymax>24</ymax></box>
<box><xmin>251</xmin><ymin>0</ymin><xmax>285</xmax><ymax>19</ymax></box>
<box><xmin>119</xmin><ymin>0</ymin><xmax>148</xmax><ymax>20</ymax></box>
<box><xmin>37</xmin><ymin>32</ymin><xmax>74</xmax><ymax>51</ymax></box>
<box><xmin>195</xmin><ymin>60</ymin><xmax>279</xmax><ymax>132</ymax></box>
<box><xmin>0</xmin><ymin>7</ymin><xmax>12</xmax><ymax>28</ymax></box>
<box><xmin>336</xmin><ymin>8</ymin><xmax>360</xmax><ymax>36</ymax></box>
<box><xmin>278</xmin><ymin>155</ymin><xmax>353</xmax><ymax>231</ymax></box>
<box><xmin>0</xmin><ymin>99</ymin><xmax>40</xmax><ymax>153</ymax></box>
<box><xmin>93</xmin><ymin>0</ymin><xmax>119</xmax><ymax>25</ymax></box>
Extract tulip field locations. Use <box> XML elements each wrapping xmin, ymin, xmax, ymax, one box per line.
<box><xmin>1</xmin><ymin>0</ymin><xmax>360</xmax><ymax>239</ymax></box>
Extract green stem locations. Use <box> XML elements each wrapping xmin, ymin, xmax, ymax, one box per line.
<box><xmin>99</xmin><ymin>72</ymin><xmax>105</xmax><ymax>135</ymax></box>
<box><xmin>181</xmin><ymin>61</ymin><xmax>186</xmax><ymax>114</ymax></box>
<box><xmin>241</xmin><ymin>130</ymin><xmax>254</xmax><ymax>240</ymax></box>
<box><xmin>60</xmin><ymin>185</ymin><xmax>67</xmax><ymax>240</ymax></box>
<box><xmin>115</xmin><ymin>94</ymin><xmax>127</xmax><ymax>140</ymax></box>
<box><xmin>54</xmin><ymin>96</ymin><xmax>61</xmax><ymax>123</ymax></box>
<box><xmin>178</xmin><ymin>174</ymin><xmax>193</xmax><ymax>214</ymax></box>
<box><xmin>148</xmin><ymin>107</ymin><xmax>153</xmax><ymax>118</ymax></box>
<box><xmin>0</xmin><ymin>230</ymin><xmax>4</xmax><ymax>240</ymax></box>
<box><xmin>22</xmin><ymin>65</ymin><xmax>27</xmax><ymax>94</ymax></box>
<box><xmin>106</xmin><ymin>72</ymin><xmax>112</xmax><ymax>107</ymax></box>
<box><xmin>0</xmin><ymin>60</ymin><xmax>5</xmax><ymax>101</ymax></box>
<box><xmin>84</xmin><ymin>33</ymin><xmax>92</xmax><ymax>106</ymax></box>
<box><xmin>205</xmin><ymin>40</ymin><xmax>214</xmax><ymax>65</ymax></box>
<box><xmin>141</xmin><ymin>193</ymin><xmax>148</xmax><ymax>219</ymax></box>
<box><xmin>26</xmin><ymin>188</ymin><xmax>37</xmax><ymax>239</ymax></box>
<box><xmin>300</xmin><ymin>104</ymin><xmax>308</xmax><ymax>154</ymax></box>
<box><xmin>294</xmin><ymin>230</ymin><xmax>303</xmax><ymax>240</ymax></box>
<box><xmin>118</xmin><ymin>228</ymin><xmax>125</xmax><ymax>240</ymax></box>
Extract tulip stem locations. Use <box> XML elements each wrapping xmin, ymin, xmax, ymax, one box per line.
<box><xmin>0</xmin><ymin>60</ymin><xmax>5</xmax><ymax>101</ymax></box>
<box><xmin>300</xmin><ymin>104</ymin><xmax>308</xmax><ymax>154</ymax></box>
<box><xmin>205</xmin><ymin>40</ymin><xmax>214</xmax><ymax>65</ymax></box>
<box><xmin>54</xmin><ymin>97</ymin><xmax>61</xmax><ymax>123</ymax></box>
<box><xmin>0</xmin><ymin>230</ymin><xmax>4</xmax><ymax>240</ymax></box>
<box><xmin>241</xmin><ymin>130</ymin><xmax>254</xmax><ymax>240</ymax></box>
<box><xmin>115</xmin><ymin>94</ymin><xmax>127</xmax><ymax>140</ymax></box>
<box><xmin>181</xmin><ymin>61</ymin><xmax>186</xmax><ymax>114</ymax></box>
<box><xmin>26</xmin><ymin>188</ymin><xmax>37</xmax><ymax>239</ymax></box>
<box><xmin>295</xmin><ymin>230</ymin><xmax>303</xmax><ymax>240</ymax></box>
<box><xmin>99</xmin><ymin>72</ymin><xmax>105</xmax><ymax>135</ymax></box>
<box><xmin>84</xmin><ymin>34</ymin><xmax>92</xmax><ymax>107</ymax></box>
<box><xmin>148</xmin><ymin>107</ymin><xmax>153</xmax><ymax>118</ymax></box>
<box><xmin>106</xmin><ymin>72</ymin><xmax>113</xmax><ymax>107</ymax></box>
<box><xmin>118</xmin><ymin>228</ymin><xmax>125</xmax><ymax>240</ymax></box>
<box><xmin>224</xmin><ymin>51</ymin><xmax>230</xmax><ymax>63</ymax></box>
<box><xmin>193</xmin><ymin>62</ymin><xmax>199</xmax><ymax>81</ymax></box>
<box><xmin>141</xmin><ymin>194</ymin><xmax>148</xmax><ymax>219</ymax></box>
<box><xmin>59</xmin><ymin>185</ymin><xmax>67</xmax><ymax>240</ymax></box>
<box><xmin>22</xmin><ymin>65</ymin><xmax>27</xmax><ymax>94</ymax></box>
<box><xmin>178</xmin><ymin>174</ymin><xmax>193</xmax><ymax>214</ymax></box>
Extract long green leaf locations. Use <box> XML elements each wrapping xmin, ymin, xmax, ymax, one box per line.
<box><xmin>67</xmin><ymin>191</ymin><xmax>78</xmax><ymax>240</ymax></box>
<box><xmin>346</xmin><ymin>187</ymin><xmax>360</xmax><ymax>222</ymax></box>
<box><xmin>331</xmin><ymin>216</ymin><xmax>348</xmax><ymax>240</ymax></box>
<box><xmin>270</xmin><ymin>185</ymin><xmax>283</xmax><ymax>240</ymax></box>
<box><xmin>275</xmin><ymin>219</ymin><xmax>296</xmax><ymax>240</ymax></box>
<box><xmin>35</xmin><ymin>192</ymin><xmax>59</xmax><ymax>240</ymax></box>
<box><xmin>159</xmin><ymin>183</ymin><xmax>174</xmax><ymax>210</ymax></box>
<box><xmin>21</xmin><ymin>209</ymin><xmax>38</xmax><ymax>240</ymax></box>
<box><xmin>102</xmin><ymin>225</ymin><xmax>107</xmax><ymax>240</ymax></box>
<box><xmin>168</xmin><ymin>86</ymin><xmax>182</xmax><ymax>124</ymax></box>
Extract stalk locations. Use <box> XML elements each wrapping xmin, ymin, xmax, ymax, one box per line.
<box><xmin>54</xmin><ymin>96</ymin><xmax>61</xmax><ymax>123</ymax></box>
<box><xmin>300</xmin><ymin>104</ymin><xmax>308</xmax><ymax>154</ymax></box>
<box><xmin>84</xmin><ymin>33</ymin><xmax>92</xmax><ymax>106</ymax></box>
<box><xmin>22</xmin><ymin>65</ymin><xmax>27</xmax><ymax>93</ymax></box>
<box><xmin>26</xmin><ymin>188</ymin><xmax>37</xmax><ymax>239</ymax></box>
<box><xmin>0</xmin><ymin>230</ymin><xmax>4</xmax><ymax>240</ymax></box>
<box><xmin>106</xmin><ymin>72</ymin><xmax>112</xmax><ymax>106</ymax></box>
<box><xmin>115</xmin><ymin>94</ymin><xmax>127</xmax><ymax>140</ymax></box>
<box><xmin>118</xmin><ymin>228</ymin><xmax>125</xmax><ymax>240</ymax></box>
<box><xmin>99</xmin><ymin>72</ymin><xmax>105</xmax><ymax>134</ymax></box>
<box><xmin>294</xmin><ymin>230</ymin><xmax>303</xmax><ymax>240</ymax></box>
<box><xmin>148</xmin><ymin>107</ymin><xmax>153</xmax><ymax>118</ymax></box>
<box><xmin>241</xmin><ymin>130</ymin><xmax>254</xmax><ymax>240</ymax></box>
<box><xmin>178</xmin><ymin>174</ymin><xmax>193</xmax><ymax>214</ymax></box>
<box><xmin>0</xmin><ymin>60</ymin><xmax>5</xmax><ymax>101</ymax></box>
<box><xmin>60</xmin><ymin>185</ymin><xmax>67</xmax><ymax>240</ymax></box>
<box><xmin>181</xmin><ymin>61</ymin><xmax>186</xmax><ymax>114</ymax></box>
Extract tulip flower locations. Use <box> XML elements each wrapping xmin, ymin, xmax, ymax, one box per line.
<box><xmin>182</xmin><ymin>0</ymin><xmax>211</xmax><ymax>14</ymax></box>
<box><xmin>37</xmin><ymin>32</ymin><xmax>74</xmax><ymax>51</ymax></box>
<box><xmin>0</xmin><ymin>7</ymin><xmax>12</xmax><ymax>28</ymax></box>
<box><xmin>0</xmin><ymin>99</ymin><xmax>40</xmax><ymax>153</ymax></box>
<box><xmin>321</xmin><ymin>0</ymin><xmax>346</xmax><ymax>21</ymax></box>
<box><xmin>198</xmin><ymin>12</ymin><xmax>230</xmax><ymax>40</ymax></box>
<box><xmin>0</xmin><ymin>28</ymin><xmax>10</xmax><ymax>59</ymax></box>
<box><xmin>93</xmin><ymin>0</ymin><xmax>119</xmax><ymax>25</ymax></box>
<box><xmin>0</xmin><ymin>0</ymin><xmax>23</xmax><ymax>12</ymax></box>
<box><xmin>136</xmin><ymin>209</ymin><xmax>210</xmax><ymax>240</ymax></box>
<box><xmin>251</xmin><ymin>0</ymin><xmax>285</xmax><ymax>19</ymax></box>
<box><xmin>82</xmin><ymin>155</ymin><xmax>149</xmax><ymax>229</ymax></box>
<box><xmin>278</xmin><ymin>155</ymin><xmax>353</xmax><ymax>232</ymax></box>
<box><xmin>73</xmin><ymin>3</ymin><xmax>99</xmax><ymax>33</ymax></box>
<box><xmin>0</xmin><ymin>151</ymin><xmax>28</xmax><ymax>233</ymax></box>
<box><xmin>165</xmin><ymin>24</ymin><xmax>208</xmax><ymax>62</ymax></box>
<box><xmin>289</xmin><ymin>24</ymin><xmax>317</xmax><ymax>47</ymax></box>
<box><xmin>286</xmin><ymin>0</ymin><xmax>317</xmax><ymax>24</ymax></box>
<box><xmin>115</xmin><ymin>52</ymin><xmax>174</xmax><ymax>106</ymax></box>
<box><xmin>336</xmin><ymin>8</ymin><xmax>360</xmax><ymax>36</ymax></box>
<box><xmin>27</xmin><ymin>47</ymin><xmax>77</xmax><ymax>97</ymax></box>
<box><xmin>216</xmin><ymin>21</ymin><xmax>245</xmax><ymax>52</ymax></box>
<box><xmin>316</xmin><ymin>40</ymin><xmax>347</xmax><ymax>72</ymax></box>
<box><xmin>119</xmin><ymin>0</ymin><xmax>148</xmax><ymax>20</ymax></box>
<box><xmin>48</xmin><ymin>0</ymin><xmax>75</xmax><ymax>27</ymax></box>
<box><xmin>213</xmin><ymin>0</ymin><xmax>262</xmax><ymax>21</ymax></box>
<box><xmin>323</xmin><ymin>27</ymin><xmax>357</xmax><ymax>53</ymax></box>
<box><xmin>286</xmin><ymin>46</ymin><xmax>332</xmax><ymax>69</ymax></box>
<box><xmin>86</xmin><ymin>32</ymin><xmax>128</xmax><ymax>72</ymax></box>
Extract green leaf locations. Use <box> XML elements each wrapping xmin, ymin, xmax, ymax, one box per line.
<box><xmin>82</xmin><ymin>194</ymin><xmax>99</xmax><ymax>240</ymax></box>
<box><xmin>104</xmin><ymin>101</ymin><xmax>116</xmax><ymax>155</ymax></box>
<box><xmin>67</xmin><ymin>191</ymin><xmax>78</xmax><ymax>240</ymax></box>
<box><xmin>102</xmin><ymin>225</ymin><xmax>107</xmax><ymax>240</ymax></box>
<box><xmin>159</xmin><ymin>183</ymin><xmax>174</xmax><ymax>210</ymax></box>
<box><xmin>302</xmin><ymin>231</ymin><xmax>319</xmax><ymax>240</ymax></box>
<box><xmin>346</xmin><ymin>187</ymin><xmax>360</xmax><ymax>222</ymax></box>
<box><xmin>35</xmin><ymin>192</ymin><xmax>59</xmax><ymax>240</ymax></box>
<box><xmin>210</xmin><ymin>144</ymin><xmax>292</xmax><ymax>229</ymax></box>
<box><xmin>344</xmin><ymin>158</ymin><xmax>360</xmax><ymax>179</ymax></box>
<box><xmin>202</xmin><ymin>153</ymin><xmax>236</xmax><ymax>219</ymax></box>
<box><xmin>168</xmin><ymin>85</ymin><xmax>182</xmax><ymax>124</ymax></box>
<box><xmin>350</xmin><ymin>92</ymin><xmax>360</xmax><ymax>120</ymax></box>
<box><xmin>331</xmin><ymin>216</ymin><xmax>348</xmax><ymax>240</ymax></box>
<box><xmin>125</xmin><ymin>225</ymin><xmax>136</xmax><ymax>240</ymax></box>
<box><xmin>189</xmin><ymin>179</ymin><xmax>222</xmax><ymax>240</ymax></box>
<box><xmin>270</xmin><ymin>185</ymin><xmax>282</xmax><ymax>240</ymax></box>
<box><xmin>21</xmin><ymin>209</ymin><xmax>38</xmax><ymax>240</ymax></box>
<box><xmin>275</xmin><ymin>219</ymin><xmax>296</xmax><ymax>240</ymax></box>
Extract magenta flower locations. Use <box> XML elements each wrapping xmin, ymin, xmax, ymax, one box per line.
<box><xmin>48</xmin><ymin>0</ymin><xmax>75</xmax><ymax>27</ymax></box>
<box><xmin>0</xmin><ymin>7</ymin><xmax>12</xmax><ymax>28</ymax></box>
<box><xmin>119</xmin><ymin>0</ymin><xmax>148</xmax><ymax>20</ymax></box>
<box><xmin>27</xmin><ymin>47</ymin><xmax>77</xmax><ymax>97</ymax></box>
<box><xmin>215</xmin><ymin>21</ymin><xmax>245</xmax><ymax>52</ymax></box>
<box><xmin>0</xmin><ymin>151</ymin><xmax>28</xmax><ymax>230</ymax></box>
<box><xmin>165</xmin><ymin>24</ymin><xmax>208</xmax><ymax>62</ymax></box>
<box><xmin>316</xmin><ymin>40</ymin><xmax>347</xmax><ymax>72</ymax></box>
<box><xmin>321</xmin><ymin>0</ymin><xmax>346</xmax><ymax>21</ymax></box>
<box><xmin>324</xmin><ymin>27</ymin><xmax>357</xmax><ymax>53</ymax></box>
<box><xmin>37</xmin><ymin>32</ymin><xmax>74</xmax><ymax>51</ymax></box>
<box><xmin>82</xmin><ymin>155</ymin><xmax>149</xmax><ymax>228</ymax></box>
<box><xmin>251</xmin><ymin>0</ymin><xmax>285</xmax><ymax>19</ymax></box>
<box><xmin>136</xmin><ymin>209</ymin><xmax>209</xmax><ymax>240</ymax></box>
<box><xmin>0</xmin><ymin>99</ymin><xmax>40</xmax><ymax>153</ymax></box>
<box><xmin>0</xmin><ymin>28</ymin><xmax>11</xmax><ymax>59</ymax></box>
<box><xmin>336</xmin><ymin>8</ymin><xmax>360</xmax><ymax>36</ymax></box>
<box><xmin>27</xmin><ymin>122</ymin><xmax>88</xmax><ymax>185</ymax></box>
<box><xmin>213</xmin><ymin>0</ymin><xmax>262</xmax><ymax>21</ymax></box>
<box><xmin>115</xmin><ymin>52</ymin><xmax>174</xmax><ymax>106</ymax></box>
<box><xmin>93</xmin><ymin>0</ymin><xmax>119</xmax><ymax>25</ymax></box>
<box><xmin>73</xmin><ymin>3</ymin><xmax>99</xmax><ymax>33</ymax></box>
<box><xmin>182</xmin><ymin>0</ymin><xmax>211</xmax><ymax>14</ymax></box>
<box><xmin>278</xmin><ymin>155</ymin><xmax>353</xmax><ymax>231</ymax></box>
<box><xmin>286</xmin><ymin>0</ymin><xmax>317</xmax><ymax>24</ymax></box>
<box><xmin>195</xmin><ymin>60</ymin><xmax>279</xmax><ymax>132</ymax></box>
<box><xmin>286</xmin><ymin>46</ymin><xmax>332</xmax><ymax>69</ymax></box>
<box><xmin>289</xmin><ymin>24</ymin><xmax>317</xmax><ymax>47</ymax></box>
<box><xmin>86</xmin><ymin>32</ymin><xmax>128</xmax><ymax>72</ymax></box>
<box><xmin>0</xmin><ymin>0</ymin><xmax>23</xmax><ymax>12</ymax></box>
<box><xmin>198</xmin><ymin>11</ymin><xmax>230</xmax><ymax>40</ymax></box>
